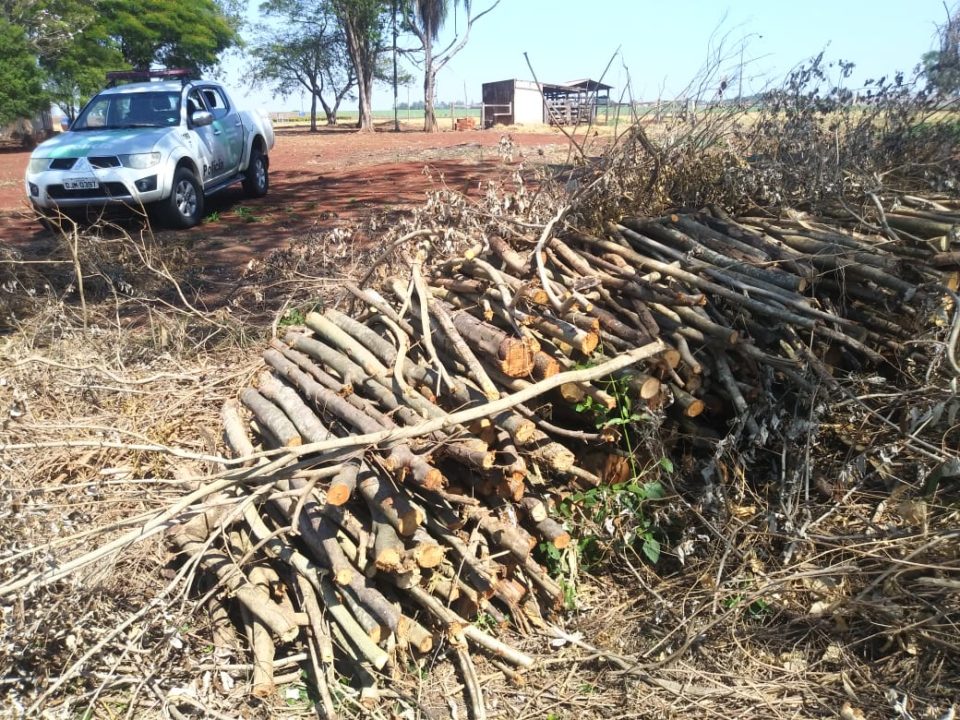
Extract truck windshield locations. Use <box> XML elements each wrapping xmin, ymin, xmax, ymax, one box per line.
<box><xmin>73</xmin><ymin>91</ymin><xmax>182</xmax><ymax>130</ymax></box>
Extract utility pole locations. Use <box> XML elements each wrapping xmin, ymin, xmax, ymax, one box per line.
<box><xmin>393</xmin><ymin>0</ymin><xmax>399</xmax><ymax>132</ymax></box>
<box><xmin>738</xmin><ymin>35</ymin><xmax>761</xmax><ymax>108</ymax></box>
<box><xmin>737</xmin><ymin>42</ymin><xmax>744</xmax><ymax>106</ymax></box>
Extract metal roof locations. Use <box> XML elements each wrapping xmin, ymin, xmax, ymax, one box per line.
<box><xmin>561</xmin><ymin>79</ymin><xmax>613</xmax><ymax>91</ymax></box>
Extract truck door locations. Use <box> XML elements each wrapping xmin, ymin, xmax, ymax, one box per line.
<box><xmin>201</xmin><ymin>86</ymin><xmax>243</xmax><ymax>177</ymax></box>
<box><xmin>186</xmin><ymin>88</ymin><xmax>223</xmax><ymax>186</ymax></box>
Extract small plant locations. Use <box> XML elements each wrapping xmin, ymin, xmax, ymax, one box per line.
<box><xmin>722</xmin><ymin>594</ymin><xmax>772</xmax><ymax>619</ymax></box>
<box><xmin>539</xmin><ymin>542</ymin><xmax>579</xmax><ymax>609</ymax></box>
<box><xmin>282</xmin><ymin>681</ymin><xmax>310</xmax><ymax>706</ymax></box>
<box><xmin>558</xmin><ymin>478</ymin><xmax>666</xmax><ymax>566</ymax></box>
<box><xmin>537</xmin><ymin>371</ymin><xmax>671</xmax><ymax>581</ymax></box>
<box><xmin>202</xmin><ymin>210</ymin><xmax>220</xmax><ymax>223</ymax></box>
<box><xmin>279</xmin><ymin>307</ymin><xmax>307</xmax><ymax>327</ymax></box>
<box><xmin>474</xmin><ymin>611</ymin><xmax>496</xmax><ymax>630</ymax></box>
<box><xmin>235</xmin><ymin>206</ymin><xmax>260</xmax><ymax>222</ymax></box>
<box><xmin>574</xmin><ymin>373</ymin><xmax>652</xmax><ymax>481</ymax></box>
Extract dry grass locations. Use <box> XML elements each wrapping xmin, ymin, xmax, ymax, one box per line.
<box><xmin>4</xmin><ymin>63</ymin><xmax>960</xmax><ymax>719</ymax></box>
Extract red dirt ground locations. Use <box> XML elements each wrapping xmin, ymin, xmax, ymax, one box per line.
<box><xmin>0</xmin><ymin>126</ymin><xmax>574</xmax><ymax>275</ymax></box>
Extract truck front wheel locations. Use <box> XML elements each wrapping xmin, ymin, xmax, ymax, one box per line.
<box><xmin>242</xmin><ymin>147</ymin><xmax>269</xmax><ymax>198</ymax></box>
<box><xmin>155</xmin><ymin>167</ymin><xmax>203</xmax><ymax>229</ymax></box>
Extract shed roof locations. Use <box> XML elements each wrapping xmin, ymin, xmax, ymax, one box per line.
<box><xmin>561</xmin><ymin>79</ymin><xmax>613</xmax><ymax>92</ymax></box>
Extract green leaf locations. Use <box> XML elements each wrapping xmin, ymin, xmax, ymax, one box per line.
<box><xmin>625</xmin><ymin>482</ymin><xmax>646</xmax><ymax>497</ymax></box>
<box><xmin>642</xmin><ymin>535</ymin><xmax>660</xmax><ymax>563</ymax></box>
<box><xmin>643</xmin><ymin>481</ymin><xmax>665</xmax><ymax>499</ymax></box>
<box><xmin>659</xmin><ymin>457</ymin><xmax>675</xmax><ymax>473</ymax></box>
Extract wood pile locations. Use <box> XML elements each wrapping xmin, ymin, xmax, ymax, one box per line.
<box><xmin>177</xmin><ymin>204</ymin><xmax>954</xmax><ymax>711</ymax></box>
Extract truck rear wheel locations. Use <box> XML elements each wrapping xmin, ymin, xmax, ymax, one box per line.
<box><xmin>242</xmin><ymin>147</ymin><xmax>269</xmax><ymax>198</ymax></box>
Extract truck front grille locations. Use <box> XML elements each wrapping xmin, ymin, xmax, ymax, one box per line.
<box><xmin>47</xmin><ymin>182</ymin><xmax>131</xmax><ymax>200</ymax></box>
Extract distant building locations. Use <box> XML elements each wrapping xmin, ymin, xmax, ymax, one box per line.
<box><xmin>481</xmin><ymin>78</ymin><xmax>612</xmax><ymax>127</ymax></box>
<box><xmin>0</xmin><ymin>111</ymin><xmax>53</xmax><ymax>147</ymax></box>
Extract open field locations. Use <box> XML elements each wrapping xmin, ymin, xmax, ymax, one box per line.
<box><xmin>3</xmin><ymin>105</ymin><xmax>959</xmax><ymax>720</ymax></box>
<box><xmin>0</xmin><ymin>125</ymin><xmax>580</xmax><ymax>308</ymax></box>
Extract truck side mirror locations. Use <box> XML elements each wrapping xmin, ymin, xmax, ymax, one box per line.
<box><xmin>191</xmin><ymin>110</ymin><xmax>214</xmax><ymax>128</ymax></box>
<box><xmin>60</xmin><ymin>117</ymin><xmax>71</xmax><ymax>132</ymax></box>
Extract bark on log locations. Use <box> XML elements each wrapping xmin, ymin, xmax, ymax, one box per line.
<box><xmin>240</xmin><ymin>388</ymin><xmax>301</xmax><ymax>447</ymax></box>
<box><xmin>257</xmin><ymin>371</ymin><xmax>331</xmax><ymax>444</ymax></box>
<box><xmin>221</xmin><ymin>399</ymin><xmax>255</xmax><ymax>462</ymax></box>
<box><xmin>532</xmin><ymin>517</ymin><xmax>571</xmax><ymax>550</ymax></box>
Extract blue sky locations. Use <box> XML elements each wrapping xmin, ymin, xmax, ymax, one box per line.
<box><xmin>224</xmin><ymin>0</ymin><xmax>952</xmax><ymax>113</ymax></box>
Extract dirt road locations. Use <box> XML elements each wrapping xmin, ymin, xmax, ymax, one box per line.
<box><xmin>0</xmin><ymin>126</ymin><xmax>572</xmax><ymax>271</ymax></box>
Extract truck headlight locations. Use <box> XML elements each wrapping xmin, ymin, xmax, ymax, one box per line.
<box><xmin>119</xmin><ymin>152</ymin><xmax>161</xmax><ymax>169</ymax></box>
<box><xmin>27</xmin><ymin>158</ymin><xmax>50</xmax><ymax>173</ymax></box>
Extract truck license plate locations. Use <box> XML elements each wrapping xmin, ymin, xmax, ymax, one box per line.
<box><xmin>63</xmin><ymin>177</ymin><xmax>99</xmax><ymax>190</ymax></box>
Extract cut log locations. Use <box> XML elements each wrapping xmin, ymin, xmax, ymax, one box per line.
<box><xmin>239</xmin><ymin>388</ymin><xmax>301</xmax><ymax>447</ymax></box>
<box><xmin>669</xmin><ymin>383</ymin><xmax>705</xmax><ymax>418</ymax></box>
<box><xmin>221</xmin><ymin>399</ymin><xmax>255</xmax><ymax>462</ymax></box>
<box><xmin>327</xmin><ymin>458</ymin><xmax>361</xmax><ymax>506</ymax></box>
<box><xmin>532</xmin><ymin>517</ymin><xmax>571</xmax><ymax>550</ymax></box>
<box><xmin>519</xmin><ymin>496</ymin><xmax>548</xmax><ymax>523</ymax></box>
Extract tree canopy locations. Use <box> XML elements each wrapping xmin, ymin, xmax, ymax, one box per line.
<box><xmin>403</xmin><ymin>0</ymin><xmax>499</xmax><ymax>131</ymax></box>
<box><xmin>1</xmin><ymin>0</ymin><xmax>242</xmax><ymax>123</ymax></box>
<box><xmin>0</xmin><ymin>17</ymin><xmax>47</xmax><ymax>125</ymax></box>
<box><xmin>250</xmin><ymin>0</ymin><xmax>356</xmax><ymax>129</ymax></box>
<box><xmin>99</xmin><ymin>0</ymin><xmax>241</xmax><ymax>72</ymax></box>
<box><xmin>330</xmin><ymin>0</ymin><xmax>391</xmax><ymax>131</ymax></box>
<box><xmin>923</xmin><ymin>3</ymin><xmax>960</xmax><ymax>96</ymax></box>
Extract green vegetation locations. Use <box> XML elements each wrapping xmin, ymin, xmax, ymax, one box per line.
<box><xmin>4</xmin><ymin>0</ymin><xmax>241</xmax><ymax>120</ymax></box>
<box><xmin>539</xmin><ymin>373</ymin><xmax>671</xmax><ymax>609</ymax></box>
<box><xmin>98</xmin><ymin>0</ymin><xmax>240</xmax><ymax>73</ymax></box>
<box><xmin>250</xmin><ymin>0</ymin><xmax>354</xmax><ymax>130</ymax></box>
<box><xmin>922</xmin><ymin>4</ymin><xmax>960</xmax><ymax>97</ymax></box>
<box><xmin>235</xmin><ymin>206</ymin><xmax>260</xmax><ymax>222</ymax></box>
<box><xmin>0</xmin><ymin>18</ymin><xmax>47</xmax><ymax>126</ymax></box>
<box><xmin>278</xmin><ymin>307</ymin><xmax>307</xmax><ymax>327</ymax></box>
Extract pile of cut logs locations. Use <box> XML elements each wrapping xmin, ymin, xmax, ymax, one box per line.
<box><xmin>174</xmin><ymin>204</ymin><xmax>955</xmax><ymax>712</ymax></box>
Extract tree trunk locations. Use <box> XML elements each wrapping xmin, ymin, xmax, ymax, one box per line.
<box><xmin>310</xmin><ymin>92</ymin><xmax>318</xmax><ymax>132</ymax></box>
<box><xmin>357</xmin><ymin>84</ymin><xmax>373</xmax><ymax>131</ymax></box>
<box><xmin>423</xmin><ymin>40</ymin><xmax>437</xmax><ymax>132</ymax></box>
<box><xmin>339</xmin><ymin>11</ymin><xmax>375</xmax><ymax>133</ymax></box>
<box><xmin>319</xmin><ymin>94</ymin><xmax>336</xmax><ymax>126</ymax></box>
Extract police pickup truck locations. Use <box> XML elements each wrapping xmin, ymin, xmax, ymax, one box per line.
<box><xmin>25</xmin><ymin>69</ymin><xmax>275</xmax><ymax>229</ymax></box>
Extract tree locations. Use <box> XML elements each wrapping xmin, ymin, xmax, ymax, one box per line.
<box><xmin>98</xmin><ymin>0</ymin><xmax>241</xmax><ymax>72</ymax></box>
<box><xmin>403</xmin><ymin>0</ymin><xmax>499</xmax><ymax>132</ymax></box>
<box><xmin>0</xmin><ymin>0</ymin><xmax>241</xmax><ymax>124</ymax></box>
<box><xmin>923</xmin><ymin>3</ymin><xmax>960</xmax><ymax>96</ymax></box>
<box><xmin>251</xmin><ymin>0</ymin><xmax>356</xmax><ymax>130</ymax></box>
<box><xmin>1</xmin><ymin>0</ymin><xmax>92</xmax><ymax>60</ymax></box>
<box><xmin>0</xmin><ymin>18</ymin><xmax>47</xmax><ymax>126</ymax></box>
<box><xmin>41</xmin><ymin>20</ymin><xmax>125</xmax><ymax>120</ymax></box>
<box><xmin>330</xmin><ymin>0</ymin><xmax>391</xmax><ymax>131</ymax></box>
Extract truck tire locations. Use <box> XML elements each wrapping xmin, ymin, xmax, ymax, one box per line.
<box><xmin>156</xmin><ymin>167</ymin><xmax>203</xmax><ymax>228</ymax></box>
<box><xmin>242</xmin><ymin>147</ymin><xmax>269</xmax><ymax>198</ymax></box>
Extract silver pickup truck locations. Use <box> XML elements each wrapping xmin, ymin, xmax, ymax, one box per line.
<box><xmin>25</xmin><ymin>69</ymin><xmax>275</xmax><ymax>229</ymax></box>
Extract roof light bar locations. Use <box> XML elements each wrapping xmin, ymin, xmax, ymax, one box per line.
<box><xmin>106</xmin><ymin>68</ymin><xmax>194</xmax><ymax>87</ymax></box>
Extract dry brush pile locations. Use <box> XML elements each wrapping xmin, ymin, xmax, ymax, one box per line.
<box><xmin>4</xmin><ymin>59</ymin><xmax>960</xmax><ymax>719</ymax></box>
